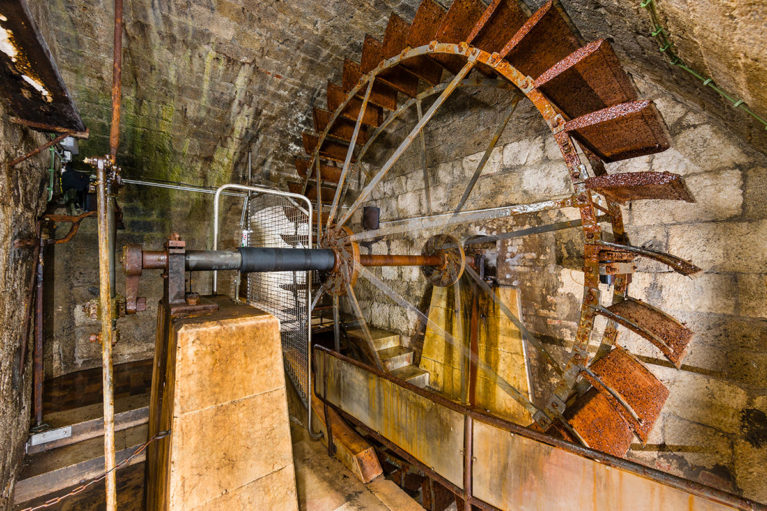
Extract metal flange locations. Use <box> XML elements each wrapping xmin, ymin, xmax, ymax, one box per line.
<box><xmin>421</xmin><ymin>234</ymin><xmax>465</xmax><ymax>287</ymax></box>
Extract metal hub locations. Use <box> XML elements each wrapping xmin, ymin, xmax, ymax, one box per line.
<box><xmin>320</xmin><ymin>226</ymin><xmax>359</xmax><ymax>296</ymax></box>
<box><xmin>421</xmin><ymin>234</ymin><xmax>465</xmax><ymax>287</ymax></box>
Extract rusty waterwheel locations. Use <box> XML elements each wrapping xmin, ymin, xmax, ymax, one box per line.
<box><xmin>287</xmin><ymin>0</ymin><xmax>701</xmax><ymax>458</ymax></box>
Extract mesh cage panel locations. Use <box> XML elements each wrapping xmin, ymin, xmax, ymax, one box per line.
<box><xmin>247</xmin><ymin>194</ymin><xmax>311</xmax><ymax>406</ymax></box>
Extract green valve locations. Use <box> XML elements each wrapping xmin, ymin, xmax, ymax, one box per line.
<box><xmin>641</xmin><ymin>0</ymin><xmax>653</xmax><ymax>7</ymax></box>
<box><xmin>660</xmin><ymin>42</ymin><xmax>671</xmax><ymax>52</ymax></box>
<box><xmin>732</xmin><ymin>99</ymin><xmax>744</xmax><ymax>108</ymax></box>
<box><xmin>651</xmin><ymin>26</ymin><xmax>664</xmax><ymax>37</ymax></box>
<box><xmin>702</xmin><ymin>78</ymin><xmax>712</xmax><ymax>86</ymax></box>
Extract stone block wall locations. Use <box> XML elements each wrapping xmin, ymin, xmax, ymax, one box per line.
<box><xmin>346</xmin><ymin>71</ymin><xmax>767</xmax><ymax>503</ymax></box>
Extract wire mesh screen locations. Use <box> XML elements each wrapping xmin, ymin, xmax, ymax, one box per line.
<box><xmin>247</xmin><ymin>194</ymin><xmax>312</xmax><ymax>406</ymax></box>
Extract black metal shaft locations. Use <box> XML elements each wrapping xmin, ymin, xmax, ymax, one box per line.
<box><xmin>185</xmin><ymin>248</ymin><xmax>337</xmax><ymax>273</ymax></box>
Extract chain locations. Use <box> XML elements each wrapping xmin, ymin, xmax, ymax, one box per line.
<box><xmin>640</xmin><ymin>0</ymin><xmax>767</xmax><ymax>130</ymax></box>
<box><xmin>18</xmin><ymin>430</ymin><xmax>170</xmax><ymax>511</ymax></box>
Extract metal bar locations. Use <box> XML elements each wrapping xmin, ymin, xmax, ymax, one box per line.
<box><xmin>415</xmin><ymin>99</ymin><xmax>433</xmax><ymax>216</ymax></box>
<box><xmin>96</xmin><ymin>161</ymin><xmax>117</xmax><ymax>511</ymax></box>
<box><xmin>463</xmin><ymin>216</ymin><xmax>608</xmax><ymax>246</ymax></box>
<box><xmin>454</xmin><ymin>97</ymin><xmax>520</xmax><ymax>213</ymax></box>
<box><xmin>358</xmin><ymin>254</ymin><xmax>443</xmax><ymax>267</ymax></box>
<box><xmin>8</xmin><ymin>132</ymin><xmax>70</xmax><ymax>168</ymax></box>
<box><xmin>468</xmin><ymin>284</ymin><xmax>479</xmax><ymax>406</ymax></box>
<box><xmin>327</xmin><ymin>79</ymin><xmax>374</xmax><ymax>228</ymax></box>
<box><xmin>109</xmin><ymin>0</ymin><xmax>123</xmax><ymax>162</ymax></box>
<box><xmin>33</xmin><ymin>238</ymin><xmax>44</xmax><ymax>427</ymax></box>
<box><xmin>454</xmin><ymin>279</ymin><xmax>468</xmax><ymax>405</ymax></box>
<box><xmin>313</xmin><ymin>346</ymin><xmax>764</xmax><ymax>511</ymax></box>
<box><xmin>338</xmin><ymin>58</ymin><xmax>477</xmax><ymax>227</ymax></box>
<box><xmin>122</xmin><ymin>178</ymin><xmax>247</xmax><ymax>197</ymax></box>
<box><xmin>463</xmin><ymin>415</ymin><xmax>474</xmax><ymax>511</ymax></box>
<box><xmin>350</xmin><ymin>197</ymin><xmax>573</xmax><ymax>243</ymax></box>
<box><xmin>315</xmin><ymin>158</ymin><xmax>323</xmax><ymax>239</ymax></box>
<box><xmin>332</xmin><ymin>294</ymin><xmax>341</xmax><ymax>352</ymax></box>
<box><xmin>9</xmin><ymin>117</ymin><xmax>89</xmax><ymax>138</ymax></box>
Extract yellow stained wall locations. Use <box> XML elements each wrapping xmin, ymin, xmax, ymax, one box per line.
<box><xmin>419</xmin><ymin>285</ymin><xmax>532</xmax><ymax>425</ymax></box>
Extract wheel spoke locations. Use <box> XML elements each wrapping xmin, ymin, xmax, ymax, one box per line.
<box><xmin>338</xmin><ymin>59</ymin><xmax>477</xmax><ymax>227</ymax></box>
<box><xmin>332</xmin><ymin>294</ymin><xmax>341</xmax><ymax>352</ymax></box>
<box><xmin>344</xmin><ymin>280</ymin><xmax>384</xmax><ymax>369</ymax></box>
<box><xmin>415</xmin><ymin>99</ymin><xmax>433</xmax><ymax>216</ymax></box>
<box><xmin>453</xmin><ymin>278</ymin><xmax>468</xmax><ymax>405</ymax></box>
<box><xmin>310</xmin><ymin>281</ymin><xmax>328</xmax><ymax>312</ymax></box>
<box><xmin>327</xmin><ymin>79</ymin><xmax>375</xmax><ymax>228</ymax></box>
<box><xmin>453</xmin><ymin>96</ymin><xmax>521</xmax><ymax>214</ymax></box>
<box><xmin>463</xmin><ymin>216</ymin><xmax>609</xmax><ymax>247</ymax></box>
<box><xmin>348</xmin><ymin>196</ymin><xmax>574</xmax><ymax>243</ymax></box>
<box><xmin>355</xmin><ymin>263</ymin><xmax>541</xmax><ymax>419</ymax></box>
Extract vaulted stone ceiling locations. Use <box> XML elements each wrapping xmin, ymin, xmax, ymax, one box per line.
<box><xmin>28</xmin><ymin>0</ymin><xmax>766</xmax><ymax>188</ymax></box>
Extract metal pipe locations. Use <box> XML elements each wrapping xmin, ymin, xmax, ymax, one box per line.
<box><xmin>33</xmin><ymin>238</ymin><xmax>44</xmax><ymax>427</ymax></box>
<box><xmin>109</xmin><ymin>0</ymin><xmax>123</xmax><ymax>162</ymax></box>
<box><xmin>358</xmin><ymin>254</ymin><xmax>442</xmax><ymax>267</ymax></box>
<box><xmin>332</xmin><ymin>294</ymin><xmax>340</xmax><ymax>353</ymax></box>
<box><xmin>211</xmin><ymin>184</ymin><xmax>312</xmax><ymax>293</ymax></box>
<box><xmin>122</xmin><ymin>178</ymin><xmax>247</xmax><ymax>197</ymax></box>
<box><xmin>96</xmin><ymin>161</ymin><xmax>117</xmax><ymax>511</ymax></box>
<box><xmin>463</xmin><ymin>414</ymin><xmax>474</xmax><ymax>511</ymax></box>
<box><xmin>8</xmin><ymin>132</ymin><xmax>70</xmax><ymax>168</ymax></box>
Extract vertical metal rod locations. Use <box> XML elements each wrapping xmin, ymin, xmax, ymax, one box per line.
<box><xmin>33</xmin><ymin>239</ymin><xmax>44</xmax><ymax>427</ymax></box>
<box><xmin>109</xmin><ymin>0</ymin><xmax>123</xmax><ymax>162</ymax></box>
<box><xmin>415</xmin><ymin>100</ymin><xmax>433</xmax><ymax>216</ymax></box>
<box><xmin>454</xmin><ymin>279</ymin><xmax>468</xmax><ymax>406</ymax></box>
<box><xmin>463</xmin><ymin>414</ymin><xmax>474</xmax><ymax>511</ymax></box>
<box><xmin>468</xmin><ymin>284</ymin><xmax>479</xmax><ymax>407</ymax></box>
<box><xmin>327</xmin><ymin>79</ymin><xmax>374</xmax><ymax>229</ymax></box>
<box><xmin>96</xmin><ymin>161</ymin><xmax>117</xmax><ymax>511</ymax></box>
<box><xmin>338</xmin><ymin>58</ymin><xmax>476</xmax><ymax>227</ymax></box>
<box><xmin>332</xmin><ymin>294</ymin><xmax>341</xmax><ymax>352</ymax></box>
<box><xmin>315</xmin><ymin>158</ymin><xmax>322</xmax><ymax>239</ymax></box>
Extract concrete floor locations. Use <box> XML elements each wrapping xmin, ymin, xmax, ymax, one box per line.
<box><xmin>291</xmin><ymin>424</ymin><xmax>424</xmax><ymax>511</ymax></box>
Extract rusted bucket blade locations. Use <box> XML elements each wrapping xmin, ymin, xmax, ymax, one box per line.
<box><xmin>361</xmin><ymin>35</ymin><xmax>419</xmax><ymax>97</ymax></box>
<box><xmin>564</xmin><ymin>100</ymin><xmax>671</xmax><ymax>162</ymax></box>
<box><xmin>597</xmin><ymin>240</ymin><xmax>701</xmax><ymax>276</ymax></box>
<box><xmin>597</xmin><ymin>298</ymin><xmax>693</xmax><ymax>368</ymax></box>
<box><xmin>288</xmin><ymin>182</ymin><xmax>336</xmax><ymax>202</ymax></box>
<box><xmin>404</xmin><ymin>0</ymin><xmax>446</xmax><ymax>85</ymax></box>
<box><xmin>295</xmin><ymin>158</ymin><xmax>342</xmax><ymax>185</ymax></box>
<box><xmin>566</xmin><ymin>388</ymin><xmax>635</xmax><ymax>457</ymax></box>
<box><xmin>586</xmin><ymin>171</ymin><xmax>694</xmax><ymax>203</ymax></box>
<box><xmin>302</xmin><ymin>132</ymin><xmax>354</xmax><ymax>163</ymax></box>
<box><xmin>584</xmin><ymin>346</ymin><xmax>669</xmax><ymax>444</ymax></box>
<box><xmin>327</xmin><ymin>82</ymin><xmax>382</xmax><ymax>127</ymax></box>
<box><xmin>468</xmin><ymin>0</ymin><xmax>527</xmax><ymax>55</ymax></box>
<box><xmin>343</xmin><ymin>60</ymin><xmax>397</xmax><ymax>111</ymax></box>
<box><xmin>313</xmin><ymin>108</ymin><xmax>370</xmax><ymax>145</ymax></box>
<box><xmin>534</xmin><ymin>38</ymin><xmax>637</xmax><ymax>119</ymax></box>
<box><xmin>500</xmin><ymin>0</ymin><xmax>581</xmax><ymax>79</ymax></box>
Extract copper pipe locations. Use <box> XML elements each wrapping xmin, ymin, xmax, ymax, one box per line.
<box><xmin>109</xmin><ymin>0</ymin><xmax>123</xmax><ymax>161</ymax></box>
<box><xmin>33</xmin><ymin>238</ymin><xmax>44</xmax><ymax>426</ymax></box>
<box><xmin>359</xmin><ymin>254</ymin><xmax>443</xmax><ymax>267</ymax></box>
<box><xmin>468</xmin><ymin>286</ymin><xmax>479</xmax><ymax>407</ymax></box>
<box><xmin>8</xmin><ymin>133</ymin><xmax>70</xmax><ymax>168</ymax></box>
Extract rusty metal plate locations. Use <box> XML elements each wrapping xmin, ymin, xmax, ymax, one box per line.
<box><xmin>361</xmin><ymin>35</ymin><xmax>419</xmax><ymax>97</ymax></box>
<box><xmin>567</xmin><ymin>388</ymin><xmax>635</xmax><ymax>457</ymax></box>
<box><xmin>342</xmin><ymin>60</ymin><xmax>397</xmax><ymax>111</ymax></box>
<box><xmin>587</xmin><ymin>346</ymin><xmax>669</xmax><ymax>443</ymax></box>
<box><xmin>535</xmin><ymin>38</ymin><xmax>638</xmax><ymax>119</ymax></box>
<box><xmin>294</xmin><ymin>158</ymin><xmax>342</xmax><ymax>184</ymax></box>
<box><xmin>287</xmin><ymin>182</ymin><xmax>335</xmax><ymax>202</ymax></box>
<box><xmin>500</xmin><ymin>0</ymin><xmax>581</xmax><ymax>79</ymax></box>
<box><xmin>468</xmin><ymin>0</ymin><xmax>527</xmax><ymax>55</ymax></box>
<box><xmin>432</xmin><ymin>0</ymin><xmax>486</xmax><ymax>74</ymax></box>
<box><xmin>302</xmin><ymin>132</ymin><xmax>354</xmax><ymax>163</ymax></box>
<box><xmin>383</xmin><ymin>13</ymin><xmax>410</xmax><ymax>59</ymax></box>
<box><xmin>314</xmin><ymin>349</ymin><xmax>465</xmax><ymax>488</ymax></box>
<box><xmin>472</xmin><ymin>419</ymin><xmax>740</xmax><ymax>511</ymax></box>
<box><xmin>313</xmin><ymin>108</ymin><xmax>370</xmax><ymax>145</ymax></box>
<box><xmin>564</xmin><ymin>100</ymin><xmax>671</xmax><ymax>162</ymax></box>
<box><xmin>0</xmin><ymin>0</ymin><xmax>85</xmax><ymax>133</ymax></box>
<box><xmin>600</xmin><ymin>297</ymin><xmax>693</xmax><ymax>368</ymax></box>
<box><xmin>327</xmin><ymin>82</ymin><xmax>382</xmax><ymax>127</ymax></box>
<box><xmin>403</xmin><ymin>0</ymin><xmax>445</xmax><ymax>85</ymax></box>
<box><xmin>586</xmin><ymin>170</ymin><xmax>694</xmax><ymax>203</ymax></box>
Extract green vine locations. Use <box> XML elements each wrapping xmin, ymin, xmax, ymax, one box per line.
<box><xmin>641</xmin><ymin>0</ymin><xmax>767</xmax><ymax>130</ymax></box>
